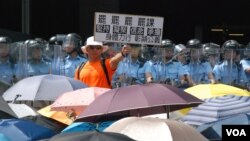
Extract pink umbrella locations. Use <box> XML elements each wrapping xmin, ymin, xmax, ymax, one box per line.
<box><xmin>50</xmin><ymin>87</ymin><xmax>110</xmax><ymax>115</ymax></box>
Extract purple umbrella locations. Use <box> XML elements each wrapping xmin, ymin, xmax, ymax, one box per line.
<box><xmin>76</xmin><ymin>83</ymin><xmax>203</xmax><ymax>123</ymax></box>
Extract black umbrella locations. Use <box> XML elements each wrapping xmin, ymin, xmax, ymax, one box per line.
<box><xmin>22</xmin><ymin>115</ymin><xmax>67</xmax><ymax>134</ymax></box>
<box><xmin>0</xmin><ymin>96</ymin><xmax>17</xmax><ymax>119</ymax></box>
<box><xmin>45</xmin><ymin>130</ymin><xmax>135</xmax><ymax>141</ymax></box>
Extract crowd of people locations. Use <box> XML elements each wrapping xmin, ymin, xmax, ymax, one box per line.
<box><xmin>1</xmin><ymin>34</ymin><xmax>250</xmax><ymax>90</ymax></box>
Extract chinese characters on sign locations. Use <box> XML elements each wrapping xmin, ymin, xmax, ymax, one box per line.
<box><xmin>94</xmin><ymin>12</ymin><xmax>164</xmax><ymax>45</ymax></box>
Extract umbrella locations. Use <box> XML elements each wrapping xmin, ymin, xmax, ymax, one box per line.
<box><xmin>3</xmin><ymin>74</ymin><xmax>87</xmax><ymax>102</ymax></box>
<box><xmin>0</xmin><ymin>96</ymin><xmax>17</xmax><ymax>119</ymax></box>
<box><xmin>62</xmin><ymin>121</ymin><xmax>115</xmax><ymax>133</ymax></box>
<box><xmin>8</xmin><ymin>103</ymin><xmax>38</xmax><ymax>118</ymax></box>
<box><xmin>179</xmin><ymin>83</ymin><xmax>250</xmax><ymax>115</ymax></box>
<box><xmin>104</xmin><ymin>117</ymin><xmax>208</xmax><ymax>141</ymax></box>
<box><xmin>0</xmin><ymin>80</ymin><xmax>10</xmax><ymax>96</ymax></box>
<box><xmin>197</xmin><ymin>113</ymin><xmax>250</xmax><ymax>141</ymax></box>
<box><xmin>44</xmin><ymin>130</ymin><xmax>135</xmax><ymax>141</ymax></box>
<box><xmin>22</xmin><ymin>115</ymin><xmax>68</xmax><ymax>134</ymax></box>
<box><xmin>185</xmin><ymin>83</ymin><xmax>250</xmax><ymax>99</ymax></box>
<box><xmin>51</xmin><ymin>87</ymin><xmax>110</xmax><ymax>115</ymax></box>
<box><xmin>76</xmin><ymin>83</ymin><xmax>203</xmax><ymax>123</ymax></box>
<box><xmin>38</xmin><ymin>105</ymin><xmax>73</xmax><ymax>125</ymax></box>
<box><xmin>181</xmin><ymin>94</ymin><xmax>250</xmax><ymax>126</ymax></box>
<box><xmin>0</xmin><ymin>119</ymin><xmax>55</xmax><ymax>141</ymax></box>
<box><xmin>0</xmin><ymin>134</ymin><xmax>11</xmax><ymax>141</ymax></box>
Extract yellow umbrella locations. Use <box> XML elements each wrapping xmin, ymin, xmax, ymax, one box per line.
<box><xmin>185</xmin><ymin>83</ymin><xmax>250</xmax><ymax>99</ymax></box>
<box><xmin>179</xmin><ymin>83</ymin><xmax>250</xmax><ymax>115</ymax></box>
<box><xmin>38</xmin><ymin>105</ymin><xmax>73</xmax><ymax>125</ymax></box>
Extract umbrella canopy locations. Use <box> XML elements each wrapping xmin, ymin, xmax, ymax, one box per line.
<box><xmin>185</xmin><ymin>84</ymin><xmax>250</xmax><ymax>99</ymax></box>
<box><xmin>23</xmin><ymin>115</ymin><xmax>68</xmax><ymax>134</ymax></box>
<box><xmin>76</xmin><ymin>83</ymin><xmax>203</xmax><ymax>123</ymax></box>
<box><xmin>182</xmin><ymin>94</ymin><xmax>250</xmax><ymax>126</ymax></box>
<box><xmin>0</xmin><ymin>96</ymin><xmax>17</xmax><ymax>119</ymax></box>
<box><xmin>0</xmin><ymin>80</ymin><xmax>10</xmax><ymax>96</ymax></box>
<box><xmin>197</xmin><ymin>113</ymin><xmax>250</xmax><ymax>141</ymax></box>
<box><xmin>38</xmin><ymin>105</ymin><xmax>73</xmax><ymax>125</ymax></box>
<box><xmin>0</xmin><ymin>134</ymin><xmax>11</xmax><ymax>141</ymax></box>
<box><xmin>51</xmin><ymin>87</ymin><xmax>110</xmax><ymax>115</ymax></box>
<box><xmin>8</xmin><ymin>103</ymin><xmax>38</xmax><ymax>118</ymax></box>
<box><xmin>3</xmin><ymin>74</ymin><xmax>87</xmax><ymax>102</ymax></box>
<box><xmin>0</xmin><ymin>119</ymin><xmax>55</xmax><ymax>141</ymax></box>
<box><xmin>105</xmin><ymin>117</ymin><xmax>208</xmax><ymax>141</ymax></box>
<box><xmin>45</xmin><ymin>130</ymin><xmax>135</xmax><ymax>141</ymax></box>
<box><xmin>62</xmin><ymin>121</ymin><xmax>115</xmax><ymax>133</ymax></box>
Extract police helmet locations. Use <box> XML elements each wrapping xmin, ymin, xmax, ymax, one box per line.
<box><xmin>186</xmin><ymin>38</ymin><xmax>202</xmax><ymax>48</ymax></box>
<box><xmin>64</xmin><ymin>33</ymin><xmax>82</xmax><ymax>48</ymax></box>
<box><xmin>161</xmin><ymin>39</ymin><xmax>174</xmax><ymax>48</ymax></box>
<box><xmin>174</xmin><ymin>44</ymin><xmax>186</xmax><ymax>54</ymax></box>
<box><xmin>49</xmin><ymin>34</ymin><xmax>66</xmax><ymax>45</ymax></box>
<box><xmin>222</xmin><ymin>40</ymin><xmax>240</xmax><ymax>50</ymax></box>
<box><xmin>0</xmin><ymin>36</ymin><xmax>12</xmax><ymax>44</ymax></box>
<box><xmin>25</xmin><ymin>39</ymin><xmax>42</xmax><ymax>49</ymax></box>
<box><xmin>202</xmin><ymin>42</ymin><xmax>220</xmax><ymax>55</ymax></box>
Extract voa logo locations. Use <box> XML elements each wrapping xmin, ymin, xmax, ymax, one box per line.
<box><xmin>226</xmin><ymin>129</ymin><xmax>246</xmax><ymax>136</ymax></box>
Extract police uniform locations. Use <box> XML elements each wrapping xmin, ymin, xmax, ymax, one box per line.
<box><xmin>240</xmin><ymin>59</ymin><xmax>250</xmax><ymax>80</ymax></box>
<box><xmin>0</xmin><ymin>59</ymin><xmax>15</xmax><ymax>85</ymax></box>
<box><xmin>186</xmin><ymin>61</ymin><xmax>213</xmax><ymax>84</ymax></box>
<box><xmin>213</xmin><ymin>61</ymin><xmax>240</xmax><ymax>85</ymax></box>
<box><xmin>27</xmin><ymin>59</ymin><xmax>51</xmax><ymax>76</ymax></box>
<box><xmin>63</xmin><ymin>55</ymin><xmax>87</xmax><ymax>78</ymax></box>
<box><xmin>114</xmin><ymin>58</ymin><xmax>145</xmax><ymax>85</ymax></box>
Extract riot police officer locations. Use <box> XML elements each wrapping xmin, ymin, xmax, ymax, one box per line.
<box><xmin>202</xmin><ymin>42</ymin><xmax>221</xmax><ymax>69</ymax></box>
<box><xmin>0</xmin><ymin>36</ymin><xmax>16</xmax><ymax>85</ymax></box>
<box><xmin>113</xmin><ymin>44</ymin><xmax>146</xmax><ymax>87</ymax></box>
<box><xmin>185</xmin><ymin>39</ymin><xmax>215</xmax><ymax>85</ymax></box>
<box><xmin>61</xmin><ymin>33</ymin><xmax>87</xmax><ymax>78</ymax></box>
<box><xmin>213</xmin><ymin>40</ymin><xmax>244</xmax><ymax>85</ymax></box>
<box><xmin>25</xmin><ymin>39</ymin><xmax>51</xmax><ymax>76</ymax></box>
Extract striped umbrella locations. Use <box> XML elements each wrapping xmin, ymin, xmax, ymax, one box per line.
<box><xmin>181</xmin><ymin>94</ymin><xmax>250</xmax><ymax>126</ymax></box>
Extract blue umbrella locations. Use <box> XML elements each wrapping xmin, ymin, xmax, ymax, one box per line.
<box><xmin>62</xmin><ymin>121</ymin><xmax>114</xmax><ymax>133</ymax></box>
<box><xmin>197</xmin><ymin>113</ymin><xmax>250</xmax><ymax>140</ymax></box>
<box><xmin>182</xmin><ymin>94</ymin><xmax>250</xmax><ymax>126</ymax></box>
<box><xmin>0</xmin><ymin>134</ymin><xmax>11</xmax><ymax>141</ymax></box>
<box><xmin>0</xmin><ymin>119</ymin><xmax>55</xmax><ymax>141</ymax></box>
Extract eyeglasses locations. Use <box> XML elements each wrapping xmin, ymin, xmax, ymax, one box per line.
<box><xmin>89</xmin><ymin>45</ymin><xmax>102</xmax><ymax>50</ymax></box>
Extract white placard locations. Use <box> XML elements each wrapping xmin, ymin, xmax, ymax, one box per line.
<box><xmin>94</xmin><ymin>12</ymin><xmax>164</xmax><ymax>45</ymax></box>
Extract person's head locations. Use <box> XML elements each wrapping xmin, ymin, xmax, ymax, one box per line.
<box><xmin>186</xmin><ymin>39</ymin><xmax>202</xmax><ymax>61</ymax></box>
<box><xmin>202</xmin><ymin>42</ymin><xmax>220</xmax><ymax>66</ymax></box>
<box><xmin>63</xmin><ymin>33</ymin><xmax>82</xmax><ymax>54</ymax></box>
<box><xmin>244</xmin><ymin>42</ymin><xmax>250</xmax><ymax>58</ymax></box>
<box><xmin>0</xmin><ymin>36</ymin><xmax>11</xmax><ymax>58</ymax></box>
<box><xmin>161</xmin><ymin>39</ymin><xmax>175</xmax><ymax>61</ymax></box>
<box><xmin>222</xmin><ymin>40</ymin><xmax>240</xmax><ymax>61</ymax></box>
<box><xmin>25</xmin><ymin>39</ymin><xmax>43</xmax><ymax>61</ymax></box>
<box><xmin>81</xmin><ymin>36</ymin><xmax>108</xmax><ymax>60</ymax></box>
<box><xmin>174</xmin><ymin>44</ymin><xmax>188</xmax><ymax>63</ymax></box>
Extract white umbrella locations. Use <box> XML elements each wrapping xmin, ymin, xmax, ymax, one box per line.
<box><xmin>3</xmin><ymin>74</ymin><xmax>87</xmax><ymax>101</ymax></box>
<box><xmin>105</xmin><ymin>117</ymin><xmax>208</xmax><ymax>141</ymax></box>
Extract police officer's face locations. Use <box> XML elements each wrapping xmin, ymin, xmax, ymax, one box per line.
<box><xmin>63</xmin><ymin>42</ymin><xmax>75</xmax><ymax>53</ymax></box>
<box><xmin>224</xmin><ymin>49</ymin><xmax>236</xmax><ymax>60</ymax></box>
<box><xmin>131</xmin><ymin>47</ymin><xmax>140</xmax><ymax>58</ymax></box>
<box><xmin>0</xmin><ymin>44</ymin><xmax>9</xmax><ymax>57</ymax></box>
<box><xmin>32</xmin><ymin>48</ymin><xmax>42</xmax><ymax>60</ymax></box>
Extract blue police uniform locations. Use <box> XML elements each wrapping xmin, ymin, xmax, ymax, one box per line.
<box><xmin>115</xmin><ymin>58</ymin><xmax>145</xmax><ymax>84</ymax></box>
<box><xmin>27</xmin><ymin>59</ymin><xmax>51</xmax><ymax>76</ymax></box>
<box><xmin>63</xmin><ymin>55</ymin><xmax>87</xmax><ymax>78</ymax></box>
<box><xmin>0</xmin><ymin>60</ymin><xmax>15</xmax><ymax>84</ymax></box>
<box><xmin>240</xmin><ymin>59</ymin><xmax>250</xmax><ymax>80</ymax></box>
<box><xmin>213</xmin><ymin>61</ymin><xmax>241</xmax><ymax>85</ymax></box>
<box><xmin>186</xmin><ymin>61</ymin><xmax>213</xmax><ymax>84</ymax></box>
